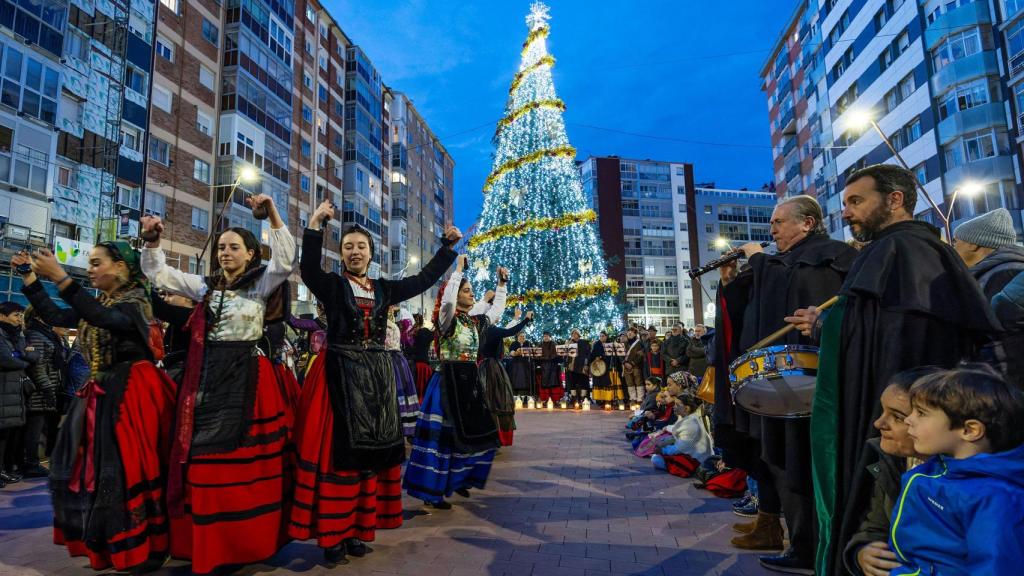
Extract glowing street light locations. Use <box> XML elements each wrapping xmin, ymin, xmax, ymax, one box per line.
<box><xmin>945</xmin><ymin>181</ymin><xmax>984</xmax><ymax>225</ymax></box>
<box><xmin>239</xmin><ymin>165</ymin><xmax>259</xmax><ymax>184</ymax></box>
<box><xmin>713</xmin><ymin>237</ymin><xmax>730</xmax><ymax>250</ymax></box>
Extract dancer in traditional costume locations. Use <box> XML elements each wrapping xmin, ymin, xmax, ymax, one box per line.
<box><xmin>507</xmin><ymin>332</ymin><xmax>535</xmax><ymax>397</ymax></box>
<box><xmin>290</xmin><ymin>201</ymin><xmax>459</xmax><ymax>565</ymax></box>
<box><xmin>479</xmin><ymin>306</ymin><xmax>533</xmax><ymax>446</ymax></box>
<box><xmin>590</xmin><ymin>332</ymin><xmax>624</xmax><ymax>408</ymax></box>
<box><xmin>386</xmin><ymin>306</ymin><xmax>419</xmax><ymax>438</ymax></box>
<box><xmin>538</xmin><ymin>332</ymin><xmax>562</xmax><ymax>403</ymax></box>
<box><xmin>139</xmin><ymin>195</ymin><xmax>296</xmax><ymax>575</ymax></box>
<box><xmin>410</xmin><ymin>314</ymin><xmax>434</xmax><ymax>399</ymax></box>
<box><xmin>14</xmin><ymin>242</ymin><xmax>176</xmax><ymax>572</ymax></box>
<box><xmin>404</xmin><ymin>255</ymin><xmax>502</xmax><ymax>509</ymax></box>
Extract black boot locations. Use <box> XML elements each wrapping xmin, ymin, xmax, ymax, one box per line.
<box><xmin>455</xmin><ymin>488</ymin><xmax>471</xmax><ymax>498</ymax></box>
<box><xmin>344</xmin><ymin>538</ymin><xmax>373</xmax><ymax>558</ymax></box>
<box><xmin>324</xmin><ymin>544</ymin><xmax>349</xmax><ymax>565</ymax></box>
<box><xmin>758</xmin><ymin>548</ymin><xmax>815</xmax><ymax>575</ymax></box>
<box><xmin>428</xmin><ymin>499</ymin><xmax>452</xmax><ymax>510</ymax></box>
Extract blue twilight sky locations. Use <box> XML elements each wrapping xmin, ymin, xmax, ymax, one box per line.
<box><xmin>323</xmin><ymin>0</ymin><xmax>794</xmax><ymax>230</ymax></box>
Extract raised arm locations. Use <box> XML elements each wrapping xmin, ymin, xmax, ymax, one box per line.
<box><xmin>141</xmin><ymin>247</ymin><xmax>208</xmax><ymax>301</ymax></box>
<box><xmin>486</xmin><ymin>267</ymin><xmax>509</xmax><ymax>324</ymax></box>
<box><xmin>58</xmin><ymin>282</ymin><xmax>145</xmax><ymax>333</ymax></box>
<box><xmin>300</xmin><ymin>228</ymin><xmax>338</xmax><ymax>304</ymax></box>
<box><xmin>255</xmin><ymin>224</ymin><xmax>296</xmax><ymax>298</ymax></box>
<box><xmin>388</xmin><ymin>226</ymin><xmax>461</xmax><ymax>304</ymax></box>
<box><xmin>488</xmin><ymin>311</ymin><xmax>532</xmax><ymax>339</ymax></box>
<box><xmin>20</xmin><ymin>280</ymin><xmax>80</xmax><ymax>329</ymax></box>
<box><xmin>438</xmin><ymin>267</ymin><xmax>463</xmax><ymax>335</ymax></box>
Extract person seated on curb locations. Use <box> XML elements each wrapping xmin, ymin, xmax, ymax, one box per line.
<box><xmin>625</xmin><ymin>377</ymin><xmax>662</xmax><ymax>435</ymax></box>
<box><xmin>652</xmin><ymin>394</ymin><xmax>714</xmax><ymax>472</ymax></box>
<box><xmin>886</xmin><ymin>365</ymin><xmax>1024</xmax><ymax>576</ymax></box>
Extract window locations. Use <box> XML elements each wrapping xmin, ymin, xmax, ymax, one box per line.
<box><xmin>126</xmin><ymin>64</ymin><xmax>147</xmax><ymax>94</ymax></box>
<box><xmin>65</xmin><ymin>29</ymin><xmax>89</xmax><ymax>61</ymax></box>
<box><xmin>59</xmin><ymin>94</ymin><xmax>81</xmax><ymax>125</ymax></box>
<box><xmin>117</xmin><ymin>185</ymin><xmax>141</xmax><ymax>210</ymax></box>
<box><xmin>305</xmin><ymin>39</ymin><xmax>313</xmax><ymax>55</ymax></box>
<box><xmin>121</xmin><ymin>126</ymin><xmax>141</xmax><ymax>151</ymax></box>
<box><xmin>201</xmin><ymin>18</ymin><xmax>219</xmax><ymax>46</ymax></box>
<box><xmin>152</xmin><ymin>84</ymin><xmax>171</xmax><ymax>112</ymax></box>
<box><xmin>57</xmin><ymin>165</ymin><xmax>74</xmax><ymax>188</ymax></box>
<box><xmin>301</xmin><ymin>139</ymin><xmax>311</xmax><ymax>157</ymax></box>
<box><xmin>940</xmin><ymin>79</ymin><xmax>989</xmax><ymax>120</ymax></box>
<box><xmin>149</xmin><ymin>137</ymin><xmax>170</xmax><ymax>165</ymax></box>
<box><xmin>303</xmin><ymin>72</ymin><xmax>312</xmax><ymax>89</ymax></box>
<box><xmin>932</xmin><ymin>29</ymin><xmax>981</xmax><ymax>70</ymax></box>
<box><xmin>317</xmin><ymin>151</ymin><xmax>326</xmax><ymax>167</ymax></box>
<box><xmin>703</xmin><ymin>205</ymin><xmax>712</xmax><ymax>215</ymax></box>
<box><xmin>306</xmin><ymin>5</ymin><xmax>316</xmax><ymax>22</ymax></box>
<box><xmin>319</xmin><ymin>54</ymin><xmax>327</xmax><ymax>70</ymax></box>
<box><xmin>191</xmin><ymin>207</ymin><xmax>209</xmax><ymax>231</ymax></box>
<box><xmin>193</xmin><ymin>159</ymin><xmax>211</xmax><ymax>183</ymax></box>
<box><xmin>964</xmin><ymin>130</ymin><xmax>997</xmax><ymax>162</ymax></box>
<box><xmin>155</xmin><ymin>36</ymin><xmax>173</xmax><ymax>61</ymax></box>
<box><xmin>196</xmin><ymin>110</ymin><xmax>212</xmax><ymax>136</ymax></box>
<box><xmin>159</xmin><ymin>0</ymin><xmax>179</xmax><ymax>13</ymax></box>
<box><xmin>320</xmin><ymin>23</ymin><xmax>328</xmax><ymax>38</ymax></box>
<box><xmin>914</xmin><ymin>163</ymin><xmax>928</xmax><ymax>185</ymax></box>
<box><xmin>899</xmin><ymin>73</ymin><xmax>916</xmax><ymax>100</ymax></box>
<box><xmin>319</xmin><ymin>82</ymin><xmax>328</xmax><ymax>101</ymax></box>
<box><xmin>302</xmin><ymin>104</ymin><xmax>312</xmax><ymax>123</ymax></box>
<box><xmin>198</xmin><ymin>65</ymin><xmax>214</xmax><ymax>90</ymax></box>
<box><xmin>300</xmin><ymin>175</ymin><xmax>310</xmax><ymax>192</ymax></box>
<box><xmin>145</xmin><ymin>192</ymin><xmax>166</xmax><ymax>217</ymax></box>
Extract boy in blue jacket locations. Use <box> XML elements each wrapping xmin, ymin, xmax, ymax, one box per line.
<box><xmin>888</xmin><ymin>364</ymin><xmax>1024</xmax><ymax>576</ymax></box>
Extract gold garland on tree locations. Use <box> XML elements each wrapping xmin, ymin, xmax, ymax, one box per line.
<box><xmin>509</xmin><ymin>55</ymin><xmax>556</xmax><ymax>95</ymax></box>
<box><xmin>483</xmin><ymin>145</ymin><xmax>576</xmax><ymax>192</ymax></box>
<box><xmin>521</xmin><ymin>26</ymin><xmax>550</xmax><ymax>56</ymax></box>
<box><xmin>507</xmin><ymin>278</ymin><xmax>620</xmax><ymax>306</ymax></box>
<box><xmin>468</xmin><ymin>209</ymin><xmax>597</xmax><ymax>249</ymax></box>
<box><xmin>494</xmin><ymin>98</ymin><xmax>566</xmax><ymax>138</ymax></box>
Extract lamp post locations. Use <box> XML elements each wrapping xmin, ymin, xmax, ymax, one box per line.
<box><xmin>197</xmin><ymin>165</ymin><xmax>259</xmax><ymax>272</ymax></box>
<box><xmin>844</xmin><ymin>110</ymin><xmax>962</xmax><ymax>241</ymax></box>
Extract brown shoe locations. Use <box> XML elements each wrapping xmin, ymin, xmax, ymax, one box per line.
<box><xmin>730</xmin><ymin>512</ymin><xmax>784</xmax><ymax>550</ymax></box>
<box><xmin>732</xmin><ymin>518</ymin><xmax>757</xmax><ymax>534</ymax></box>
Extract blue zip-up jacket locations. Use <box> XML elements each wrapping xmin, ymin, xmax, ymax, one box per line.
<box><xmin>888</xmin><ymin>443</ymin><xmax>1024</xmax><ymax>575</ymax></box>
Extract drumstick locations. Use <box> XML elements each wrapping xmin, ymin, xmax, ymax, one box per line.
<box><xmin>746</xmin><ymin>295</ymin><xmax>840</xmax><ymax>351</ymax></box>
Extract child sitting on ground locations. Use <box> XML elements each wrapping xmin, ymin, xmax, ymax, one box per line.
<box><xmin>651</xmin><ymin>394</ymin><xmax>714</xmax><ymax>472</ymax></box>
<box><xmin>625</xmin><ymin>377</ymin><xmax>662</xmax><ymax>434</ymax></box>
<box><xmin>887</xmin><ymin>365</ymin><xmax>1024</xmax><ymax>575</ymax></box>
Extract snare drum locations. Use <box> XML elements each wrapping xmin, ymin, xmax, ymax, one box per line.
<box><xmin>728</xmin><ymin>345</ymin><xmax>819</xmax><ymax>418</ymax></box>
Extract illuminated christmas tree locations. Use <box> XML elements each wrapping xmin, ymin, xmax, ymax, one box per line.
<box><xmin>468</xmin><ymin>2</ymin><xmax>622</xmax><ymax>338</ymax></box>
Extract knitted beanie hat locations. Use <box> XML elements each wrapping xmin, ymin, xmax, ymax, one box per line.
<box><xmin>953</xmin><ymin>208</ymin><xmax>1016</xmax><ymax>249</ymax></box>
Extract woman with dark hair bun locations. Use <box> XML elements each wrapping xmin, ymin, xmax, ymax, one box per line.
<box><xmin>290</xmin><ymin>200</ymin><xmax>459</xmax><ymax>566</ymax></box>
<box><xmin>139</xmin><ymin>193</ymin><xmax>295</xmax><ymax>574</ymax></box>
<box><xmin>13</xmin><ymin>241</ymin><xmax>175</xmax><ymax>572</ymax></box>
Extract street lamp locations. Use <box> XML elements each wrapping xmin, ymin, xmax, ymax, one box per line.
<box><xmin>945</xmin><ymin>181</ymin><xmax>984</xmax><ymax>227</ymax></box>
<box><xmin>197</xmin><ymin>165</ymin><xmax>260</xmax><ymax>272</ymax></box>
<box><xmin>843</xmin><ymin>109</ymin><xmax>950</xmax><ymax>240</ymax></box>
<box><xmin>713</xmin><ymin>237</ymin><xmax>729</xmax><ymax>250</ymax></box>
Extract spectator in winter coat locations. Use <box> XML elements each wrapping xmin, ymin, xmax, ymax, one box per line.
<box><xmin>954</xmin><ymin>208</ymin><xmax>1024</xmax><ymax>388</ymax></box>
<box><xmin>21</xmin><ymin>307</ymin><xmax>66</xmax><ymax>478</ymax></box>
<box><xmin>685</xmin><ymin>325</ymin><xmax>710</xmax><ymax>381</ymax></box>
<box><xmin>0</xmin><ymin>302</ymin><xmax>38</xmax><ymax>488</ymax></box>
<box><xmin>886</xmin><ymin>366</ymin><xmax>1024</xmax><ymax>576</ymax></box>
<box><xmin>661</xmin><ymin>323</ymin><xmax>689</xmax><ymax>373</ymax></box>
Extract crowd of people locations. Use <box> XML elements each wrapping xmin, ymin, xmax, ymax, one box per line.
<box><xmin>1</xmin><ymin>164</ymin><xmax>1023</xmax><ymax>576</ymax></box>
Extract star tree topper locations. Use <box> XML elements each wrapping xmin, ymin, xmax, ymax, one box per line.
<box><xmin>526</xmin><ymin>1</ymin><xmax>551</xmax><ymax>31</ymax></box>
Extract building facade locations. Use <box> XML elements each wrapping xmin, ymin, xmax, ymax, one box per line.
<box><xmin>581</xmin><ymin>155</ymin><xmax>777</xmax><ymax>329</ymax></box>
<box><xmin>765</xmin><ymin>0</ymin><xmax>1024</xmax><ymax>238</ymax></box>
<box><xmin>388</xmin><ymin>92</ymin><xmax>454</xmax><ymax>315</ymax></box>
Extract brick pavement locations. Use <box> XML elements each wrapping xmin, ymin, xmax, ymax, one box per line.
<box><xmin>0</xmin><ymin>410</ymin><xmax>772</xmax><ymax>575</ymax></box>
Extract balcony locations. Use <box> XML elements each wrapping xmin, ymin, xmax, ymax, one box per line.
<box><xmin>943</xmin><ymin>155</ymin><xmax>1016</xmax><ymax>193</ymax></box>
<box><xmin>925</xmin><ymin>2</ymin><xmax>991</xmax><ymax>51</ymax></box>
<box><xmin>778</xmin><ymin>108</ymin><xmax>796</xmax><ymax>136</ymax></box>
<box><xmin>937</xmin><ymin>102</ymin><xmax>1007</xmax><ymax>146</ymax></box>
<box><xmin>932</xmin><ymin>51</ymin><xmax>1000</xmax><ymax>95</ymax></box>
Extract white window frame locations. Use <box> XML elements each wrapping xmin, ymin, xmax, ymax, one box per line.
<box><xmin>155</xmin><ymin>35</ymin><xmax>174</xmax><ymax>61</ymax></box>
<box><xmin>152</xmin><ymin>84</ymin><xmax>172</xmax><ymax>112</ymax></box>
<box><xmin>193</xmin><ymin>159</ymin><xmax>211</xmax><ymax>183</ymax></box>
<box><xmin>145</xmin><ymin>192</ymin><xmax>166</xmax><ymax>217</ymax></box>
<box><xmin>196</xmin><ymin>110</ymin><xmax>212</xmax><ymax>136</ymax></box>
<box><xmin>191</xmin><ymin>207</ymin><xmax>209</xmax><ymax>231</ymax></box>
<box><xmin>198</xmin><ymin>64</ymin><xmax>215</xmax><ymax>90</ymax></box>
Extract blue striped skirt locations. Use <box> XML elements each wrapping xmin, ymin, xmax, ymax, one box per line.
<box><xmin>390</xmin><ymin>351</ymin><xmax>420</xmax><ymax>437</ymax></box>
<box><xmin>403</xmin><ymin>371</ymin><xmax>497</xmax><ymax>503</ymax></box>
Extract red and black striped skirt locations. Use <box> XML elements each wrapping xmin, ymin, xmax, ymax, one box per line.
<box><xmin>168</xmin><ymin>355</ymin><xmax>295</xmax><ymax>574</ymax></box>
<box><xmin>414</xmin><ymin>360</ymin><xmax>433</xmax><ymax>401</ymax></box>
<box><xmin>52</xmin><ymin>361</ymin><xmax>177</xmax><ymax>571</ymax></box>
<box><xmin>288</xmin><ymin>352</ymin><xmax>403</xmax><ymax>549</ymax></box>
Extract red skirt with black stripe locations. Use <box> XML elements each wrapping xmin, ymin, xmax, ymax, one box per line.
<box><xmin>169</xmin><ymin>356</ymin><xmax>296</xmax><ymax>574</ymax></box>
<box><xmin>288</xmin><ymin>352</ymin><xmax>403</xmax><ymax>549</ymax></box>
<box><xmin>53</xmin><ymin>361</ymin><xmax>176</xmax><ymax>571</ymax></box>
<box><xmin>414</xmin><ymin>360</ymin><xmax>433</xmax><ymax>402</ymax></box>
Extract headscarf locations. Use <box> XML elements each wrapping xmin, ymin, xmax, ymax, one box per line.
<box><xmin>96</xmin><ymin>241</ymin><xmax>147</xmax><ymax>285</ymax></box>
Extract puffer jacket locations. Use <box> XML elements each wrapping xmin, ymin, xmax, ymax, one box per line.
<box><xmin>24</xmin><ymin>320</ymin><xmax>64</xmax><ymax>413</ymax></box>
<box><xmin>0</xmin><ymin>323</ymin><xmax>36</xmax><ymax>429</ymax></box>
<box><xmin>888</xmin><ymin>443</ymin><xmax>1024</xmax><ymax>575</ymax></box>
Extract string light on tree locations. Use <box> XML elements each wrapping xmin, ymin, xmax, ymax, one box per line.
<box><xmin>466</xmin><ymin>2</ymin><xmax>622</xmax><ymax>338</ymax></box>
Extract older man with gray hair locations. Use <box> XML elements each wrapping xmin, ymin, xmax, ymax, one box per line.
<box><xmin>713</xmin><ymin>194</ymin><xmax>857</xmax><ymax>573</ymax></box>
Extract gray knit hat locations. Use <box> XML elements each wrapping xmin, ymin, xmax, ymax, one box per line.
<box><xmin>953</xmin><ymin>208</ymin><xmax>1017</xmax><ymax>249</ymax></box>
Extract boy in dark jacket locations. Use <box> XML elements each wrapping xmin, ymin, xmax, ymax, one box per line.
<box><xmin>887</xmin><ymin>365</ymin><xmax>1024</xmax><ymax>575</ymax></box>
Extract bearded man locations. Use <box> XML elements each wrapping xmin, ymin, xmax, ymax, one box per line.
<box><xmin>785</xmin><ymin>164</ymin><xmax>999</xmax><ymax>575</ymax></box>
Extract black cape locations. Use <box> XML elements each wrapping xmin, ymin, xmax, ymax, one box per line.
<box><xmin>711</xmin><ymin>233</ymin><xmax>857</xmax><ymax>490</ymax></box>
<box><xmin>818</xmin><ymin>220</ymin><xmax>1000</xmax><ymax>575</ymax></box>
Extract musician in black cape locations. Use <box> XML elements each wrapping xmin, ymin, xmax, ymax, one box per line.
<box><xmin>785</xmin><ymin>164</ymin><xmax>1000</xmax><ymax>576</ymax></box>
<box><xmin>712</xmin><ymin>195</ymin><xmax>857</xmax><ymax>573</ymax></box>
